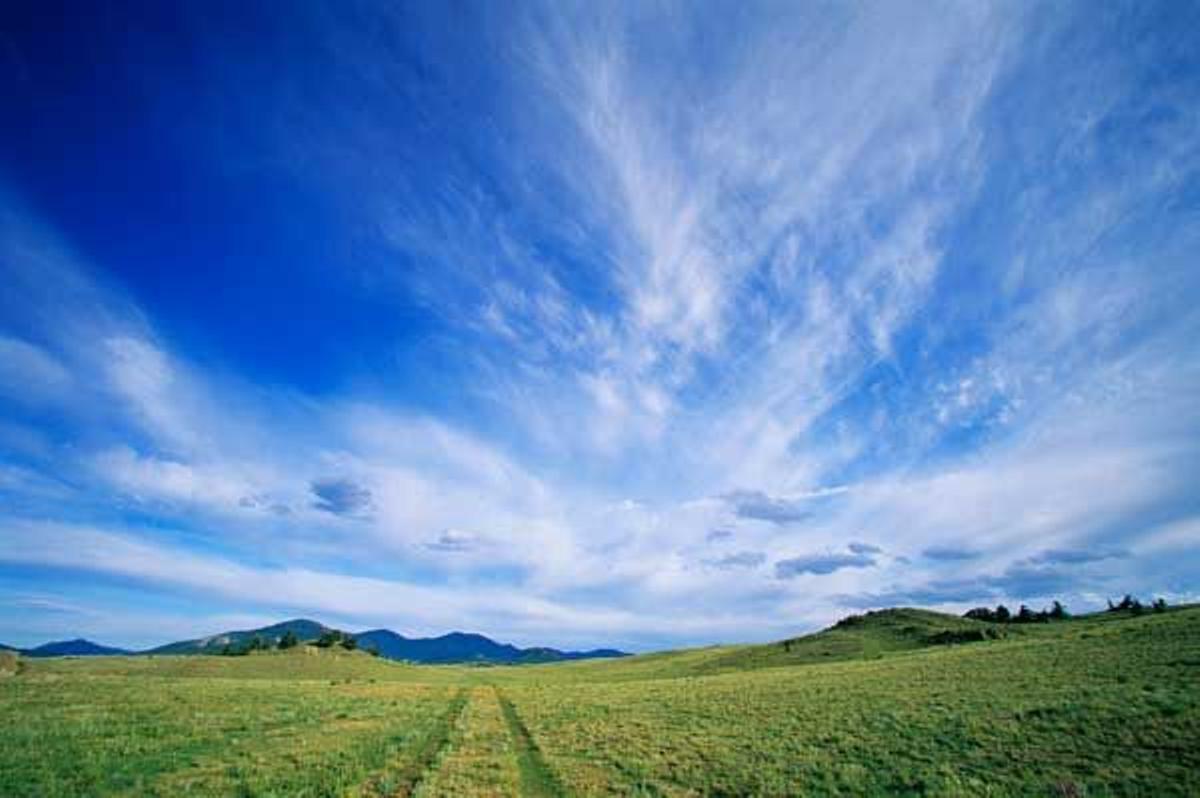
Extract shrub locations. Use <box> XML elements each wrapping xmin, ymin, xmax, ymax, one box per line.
<box><xmin>926</xmin><ymin>629</ymin><xmax>997</xmax><ymax>645</ymax></box>
<box><xmin>1110</xmin><ymin>595</ymin><xmax>1137</xmax><ymax>612</ymax></box>
<box><xmin>315</xmin><ymin>630</ymin><xmax>342</xmax><ymax>648</ymax></box>
<box><xmin>278</xmin><ymin>630</ymin><xmax>299</xmax><ymax>650</ymax></box>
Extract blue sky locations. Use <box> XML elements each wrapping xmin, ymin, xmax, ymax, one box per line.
<box><xmin>1</xmin><ymin>1</ymin><xmax>1198</xmax><ymax>651</ymax></box>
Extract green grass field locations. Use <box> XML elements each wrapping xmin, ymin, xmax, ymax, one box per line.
<box><xmin>2</xmin><ymin>607</ymin><xmax>1197</xmax><ymax>796</ymax></box>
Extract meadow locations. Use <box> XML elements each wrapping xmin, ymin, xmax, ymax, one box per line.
<box><xmin>1</xmin><ymin>606</ymin><xmax>1197</xmax><ymax>796</ymax></box>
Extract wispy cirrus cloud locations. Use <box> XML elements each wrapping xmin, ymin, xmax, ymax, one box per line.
<box><xmin>1</xmin><ymin>2</ymin><xmax>1198</xmax><ymax>650</ymax></box>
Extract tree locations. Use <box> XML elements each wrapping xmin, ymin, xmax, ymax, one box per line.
<box><xmin>965</xmin><ymin>607</ymin><xmax>995</xmax><ymax>622</ymax></box>
<box><xmin>278</xmin><ymin>630</ymin><xmax>299</xmax><ymax>650</ymax></box>
<box><xmin>243</xmin><ymin>635</ymin><xmax>265</xmax><ymax>652</ymax></box>
<box><xmin>994</xmin><ymin>604</ymin><xmax>1011</xmax><ymax>623</ymax></box>
<box><xmin>1153</xmin><ymin>598</ymin><xmax>1168</xmax><ymax>613</ymax></box>
<box><xmin>315</xmin><ymin>630</ymin><xmax>342</xmax><ymax>648</ymax></box>
<box><xmin>341</xmin><ymin>635</ymin><xmax>358</xmax><ymax>651</ymax></box>
<box><xmin>1049</xmin><ymin>601</ymin><xmax>1069</xmax><ymax>620</ymax></box>
<box><xmin>1110</xmin><ymin>594</ymin><xmax>1137</xmax><ymax>612</ymax></box>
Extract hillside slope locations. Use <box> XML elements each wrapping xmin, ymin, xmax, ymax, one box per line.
<box><xmin>145</xmin><ymin>619</ymin><xmax>330</xmax><ymax>655</ymax></box>
<box><xmin>7</xmin><ymin>604</ymin><xmax>1197</xmax><ymax>795</ymax></box>
<box><xmin>505</xmin><ymin>607</ymin><xmax>1043</xmax><ymax>682</ymax></box>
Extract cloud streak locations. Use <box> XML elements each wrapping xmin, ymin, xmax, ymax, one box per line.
<box><xmin>1</xmin><ymin>2</ymin><xmax>1198</xmax><ymax>649</ymax></box>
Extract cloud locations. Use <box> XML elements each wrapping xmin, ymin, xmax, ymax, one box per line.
<box><xmin>775</xmin><ymin>550</ymin><xmax>876</xmax><ymax>579</ymax></box>
<box><xmin>722</xmin><ymin>487</ymin><xmax>845</xmax><ymax>525</ymax></box>
<box><xmin>845</xmin><ymin>553</ymin><xmax>1132</xmax><ymax>609</ymax></box>
<box><xmin>92</xmin><ymin>447</ymin><xmax>249</xmax><ymax>510</ymax></box>
<box><xmin>981</xmin><ymin>565</ymin><xmax>1081</xmax><ymax>600</ymax></box>
<box><xmin>725</xmin><ymin>490</ymin><xmax>811</xmax><ymax>524</ymax></box>
<box><xmin>922</xmin><ymin>546</ymin><xmax>981</xmax><ymax>561</ymax></box>
<box><xmin>704</xmin><ymin>551</ymin><xmax>766</xmax><ymax>570</ymax></box>
<box><xmin>2</xmin><ymin>3</ymin><xmax>1198</xmax><ymax>650</ymax></box>
<box><xmin>238</xmin><ymin>495</ymin><xmax>292</xmax><ymax>516</ymax></box>
<box><xmin>840</xmin><ymin>579</ymin><xmax>991</xmax><ymax>609</ymax></box>
<box><xmin>425</xmin><ymin>528</ymin><xmax>479</xmax><ymax>553</ymax></box>
<box><xmin>310</xmin><ymin>477</ymin><xmax>374</xmax><ymax>518</ymax></box>
<box><xmin>0</xmin><ymin>335</ymin><xmax>71</xmax><ymax>404</ymax></box>
<box><xmin>1027</xmin><ymin>548</ymin><xmax>1129</xmax><ymax>565</ymax></box>
<box><xmin>0</xmin><ymin>519</ymin><xmax>811</xmax><ymax>649</ymax></box>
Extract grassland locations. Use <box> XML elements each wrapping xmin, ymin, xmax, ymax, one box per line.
<box><xmin>1</xmin><ymin>606</ymin><xmax>1197</xmax><ymax>796</ymax></box>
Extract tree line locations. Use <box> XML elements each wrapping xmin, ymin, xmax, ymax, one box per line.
<box><xmin>220</xmin><ymin>629</ymin><xmax>381</xmax><ymax>656</ymax></box>
<box><xmin>963</xmin><ymin>595</ymin><xmax>1168</xmax><ymax>624</ymax></box>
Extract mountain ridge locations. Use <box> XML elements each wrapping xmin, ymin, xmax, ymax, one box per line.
<box><xmin>3</xmin><ymin>618</ymin><xmax>628</xmax><ymax>664</ymax></box>
<box><xmin>14</xmin><ymin>639</ymin><xmax>133</xmax><ymax>658</ymax></box>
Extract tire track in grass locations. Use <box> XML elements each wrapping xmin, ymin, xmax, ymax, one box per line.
<box><xmin>360</xmin><ymin>688</ymin><xmax>468</xmax><ymax>797</ymax></box>
<box><xmin>497</xmin><ymin>691</ymin><xmax>565</xmax><ymax>797</ymax></box>
<box><xmin>418</xmin><ymin>686</ymin><xmax>521</xmax><ymax>796</ymax></box>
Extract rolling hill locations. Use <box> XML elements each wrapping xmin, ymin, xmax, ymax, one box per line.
<box><xmin>144</xmin><ymin>619</ymin><xmax>331</xmax><ymax>655</ymax></box>
<box><xmin>512</xmin><ymin>605</ymin><xmax>1149</xmax><ymax>682</ymax></box>
<box><xmin>6</xmin><ymin>603</ymin><xmax>1196</xmax><ymax>795</ymax></box>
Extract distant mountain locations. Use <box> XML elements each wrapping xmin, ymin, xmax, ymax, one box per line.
<box><xmin>354</xmin><ymin>629</ymin><xmax>519</xmax><ymax>663</ymax></box>
<box><xmin>23</xmin><ymin>639</ymin><xmax>131</xmax><ymax>657</ymax></box>
<box><xmin>144</xmin><ymin>619</ymin><xmax>331</xmax><ymax>655</ymax></box>
<box><xmin>353</xmin><ymin>629</ymin><xmax>627</xmax><ymax>664</ymax></box>
<box><xmin>10</xmin><ymin>618</ymin><xmax>628</xmax><ymax>664</ymax></box>
<box><xmin>517</xmin><ymin>646</ymin><xmax>628</xmax><ymax>663</ymax></box>
<box><xmin>143</xmin><ymin>619</ymin><xmax>628</xmax><ymax>664</ymax></box>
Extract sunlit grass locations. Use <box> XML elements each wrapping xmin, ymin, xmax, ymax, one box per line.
<box><xmin>2</xmin><ymin>607</ymin><xmax>1197</xmax><ymax>795</ymax></box>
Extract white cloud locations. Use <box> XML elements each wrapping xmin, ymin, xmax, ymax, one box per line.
<box><xmin>0</xmin><ymin>335</ymin><xmax>72</xmax><ymax>404</ymax></box>
<box><xmin>2</xmin><ymin>3</ymin><xmax>1197</xmax><ymax>648</ymax></box>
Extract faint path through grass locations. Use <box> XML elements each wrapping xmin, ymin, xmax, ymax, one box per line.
<box><xmin>418</xmin><ymin>686</ymin><xmax>522</xmax><ymax>796</ymax></box>
<box><xmin>498</xmin><ymin>689</ymin><xmax>564</xmax><ymax>797</ymax></box>
<box><xmin>357</xmin><ymin>688</ymin><xmax>468</xmax><ymax>797</ymax></box>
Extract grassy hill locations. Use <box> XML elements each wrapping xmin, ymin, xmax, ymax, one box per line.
<box><xmin>697</xmin><ymin>607</ymin><xmax>1009</xmax><ymax>672</ymax></box>
<box><xmin>1</xmin><ymin>604</ymin><xmax>1196</xmax><ymax>795</ymax></box>
<box><xmin>488</xmin><ymin>606</ymin><xmax>1016</xmax><ymax>683</ymax></box>
<box><xmin>144</xmin><ymin>618</ymin><xmax>332</xmax><ymax>655</ymax></box>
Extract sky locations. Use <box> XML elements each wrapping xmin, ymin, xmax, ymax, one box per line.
<box><xmin>1</xmin><ymin>1</ymin><xmax>1198</xmax><ymax>652</ymax></box>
